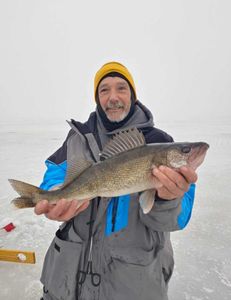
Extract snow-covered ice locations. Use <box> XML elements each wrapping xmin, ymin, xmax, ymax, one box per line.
<box><xmin>0</xmin><ymin>118</ymin><xmax>231</xmax><ymax>300</ymax></box>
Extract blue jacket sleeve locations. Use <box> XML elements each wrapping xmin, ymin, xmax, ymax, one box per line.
<box><xmin>39</xmin><ymin>130</ymin><xmax>72</xmax><ymax>190</ymax></box>
<box><xmin>40</xmin><ymin>160</ymin><xmax>67</xmax><ymax>191</ymax></box>
<box><xmin>177</xmin><ymin>183</ymin><xmax>196</xmax><ymax>229</ymax></box>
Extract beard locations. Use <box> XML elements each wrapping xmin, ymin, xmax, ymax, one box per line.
<box><xmin>104</xmin><ymin>100</ymin><xmax>130</xmax><ymax>122</ymax></box>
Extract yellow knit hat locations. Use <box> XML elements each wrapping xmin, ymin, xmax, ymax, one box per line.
<box><xmin>94</xmin><ymin>61</ymin><xmax>137</xmax><ymax>100</ymax></box>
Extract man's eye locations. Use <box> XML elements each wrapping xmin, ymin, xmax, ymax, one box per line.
<box><xmin>118</xmin><ymin>86</ymin><xmax>126</xmax><ymax>91</ymax></box>
<box><xmin>100</xmin><ymin>88</ymin><xmax>108</xmax><ymax>93</ymax></box>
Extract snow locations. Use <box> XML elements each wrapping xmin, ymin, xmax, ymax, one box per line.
<box><xmin>0</xmin><ymin>119</ymin><xmax>231</xmax><ymax>300</ymax></box>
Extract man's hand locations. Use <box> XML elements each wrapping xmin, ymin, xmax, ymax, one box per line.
<box><xmin>152</xmin><ymin>166</ymin><xmax>198</xmax><ymax>200</ymax></box>
<box><xmin>34</xmin><ymin>199</ymin><xmax>90</xmax><ymax>222</ymax></box>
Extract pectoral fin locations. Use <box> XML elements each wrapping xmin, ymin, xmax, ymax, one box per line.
<box><xmin>139</xmin><ymin>189</ymin><xmax>156</xmax><ymax>214</ymax></box>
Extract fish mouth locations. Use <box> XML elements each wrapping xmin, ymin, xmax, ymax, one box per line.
<box><xmin>188</xmin><ymin>142</ymin><xmax>209</xmax><ymax>170</ymax></box>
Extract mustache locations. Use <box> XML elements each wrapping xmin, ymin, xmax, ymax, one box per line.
<box><xmin>105</xmin><ymin>100</ymin><xmax>124</xmax><ymax>110</ymax></box>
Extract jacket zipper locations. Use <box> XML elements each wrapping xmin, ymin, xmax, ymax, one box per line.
<box><xmin>111</xmin><ymin>197</ymin><xmax>119</xmax><ymax>232</ymax></box>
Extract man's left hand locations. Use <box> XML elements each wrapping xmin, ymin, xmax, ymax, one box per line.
<box><xmin>152</xmin><ymin>166</ymin><xmax>198</xmax><ymax>200</ymax></box>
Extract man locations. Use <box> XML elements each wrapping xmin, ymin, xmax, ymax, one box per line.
<box><xmin>36</xmin><ymin>62</ymin><xmax>197</xmax><ymax>300</ymax></box>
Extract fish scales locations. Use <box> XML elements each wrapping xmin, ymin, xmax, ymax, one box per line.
<box><xmin>8</xmin><ymin>128</ymin><xmax>209</xmax><ymax>210</ymax></box>
<box><xmin>51</xmin><ymin>145</ymin><xmax>156</xmax><ymax>200</ymax></box>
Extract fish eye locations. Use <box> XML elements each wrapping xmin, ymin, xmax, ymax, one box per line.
<box><xmin>181</xmin><ymin>146</ymin><xmax>191</xmax><ymax>154</ymax></box>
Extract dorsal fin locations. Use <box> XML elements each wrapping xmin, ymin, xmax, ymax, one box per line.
<box><xmin>99</xmin><ymin>128</ymin><xmax>146</xmax><ymax>160</ymax></box>
<box><xmin>63</xmin><ymin>158</ymin><xmax>92</xmax><ymax>186</ymax></box>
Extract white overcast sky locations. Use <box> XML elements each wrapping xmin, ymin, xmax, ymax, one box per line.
<box><xmin>0</xmin><ymin>0</ymin><xmax>230</xmax><ymax>123</ymax></box>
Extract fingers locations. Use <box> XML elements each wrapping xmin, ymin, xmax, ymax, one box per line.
<box><xmin>156</xmin><ymin>186</ymin><xmax>177</xmax><ymax>200</ymax></box>
<box><xmin>45</xmin><ymin>199</ymin><xmax>74</xmax><ymax>221</ymax></box>
<box><xmin>34</xmin><ymin>199</ymin><xmax>90</xmax><ymax>222</ymax></box>
<box><xmin>153</xmin><ymin>167</ymin><xmax>187</xmax><ymax>193</ymax></box>
<box><xmin>152</xmin><ymin>166</ymin><xmax>198</xmax><ymax>199</ymax></box>
<box><xmin>179</xmin><ymin>166</ymin><xmax>198</xmax><ymax>183</ymax></box>
<box><xmin>34</xmin><ymin>200</ymin><xmax>50</xmax><ymax>215</ymax></box>
<box><xmin>49</xmin><ymin>200</ymin><xmax>90</xmax><ymax>222</ymax></box>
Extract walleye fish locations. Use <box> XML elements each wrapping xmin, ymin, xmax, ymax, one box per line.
<box><xmin>9</xmin><ymin>128</ymin><xmax>209</xmax><ymax>213</ymax></box>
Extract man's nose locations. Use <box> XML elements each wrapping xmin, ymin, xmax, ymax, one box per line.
<box><xmin>108</xmin><ymin>89</ymin><xmax>118</xmax><ymax>101</ymax></box>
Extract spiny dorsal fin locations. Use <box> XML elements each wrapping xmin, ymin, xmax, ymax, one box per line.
<box><xmin>99</xmin><ymin>128</ymin><xmax>146</xmax><ymax>160</ymax></box>
<box><xmin>63</xmin><ymin>158</ymin><xmax>92</xmax><ymax>186</ymax></box>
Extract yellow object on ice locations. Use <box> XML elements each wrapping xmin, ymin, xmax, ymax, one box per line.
<box><xmin>0</xmin><ymin>248</ymin><xmax>36</xmax><ymax>264</ymax></box>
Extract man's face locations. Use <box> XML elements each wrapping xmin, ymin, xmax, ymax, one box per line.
<box><xmin>97</xmin><ymin>77</ymin><xmax>131</xmax><ymax>122</ymax></box>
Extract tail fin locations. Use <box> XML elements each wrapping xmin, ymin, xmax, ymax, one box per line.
<box><xmin>8</xmin><ymin>179</ymin><xmax>41</xmax><ymax>208</ymax></box>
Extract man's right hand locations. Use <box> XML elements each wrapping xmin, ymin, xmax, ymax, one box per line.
<box><xmin>34</xmin><ymin>199</ymin><xmax>90</xmax><ymax>222</ymax></box>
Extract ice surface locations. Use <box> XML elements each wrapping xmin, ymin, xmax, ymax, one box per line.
<box><xmin>0</xmin><ymin>119</ymin><xmax>231</xmax><ymax>299</ymax></box>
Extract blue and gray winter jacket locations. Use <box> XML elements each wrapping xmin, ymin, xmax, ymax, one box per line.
<box><xmin>40</xmin><ymin>101</ymin><xmax>195</xmax><ymax>300</ymax></box>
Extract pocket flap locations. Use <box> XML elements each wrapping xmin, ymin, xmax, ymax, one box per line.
<box><xmin>111</xmin><ymin>246</ymin><xmax>155</xmax><ymax>266</ymax></box>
